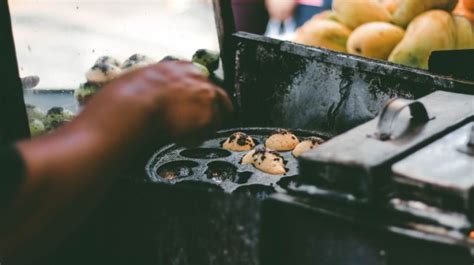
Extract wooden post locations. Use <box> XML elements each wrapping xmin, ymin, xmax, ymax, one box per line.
<box><xmin>0</xmin><ymin>0</ymin><xmax>30</xmax><ymax>142</ymax></box>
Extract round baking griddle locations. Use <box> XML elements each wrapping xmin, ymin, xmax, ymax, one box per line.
<box><xmin>145</xmin><ymin>127</ymin><xmax>328</xmax><ymax>194</ymax></box>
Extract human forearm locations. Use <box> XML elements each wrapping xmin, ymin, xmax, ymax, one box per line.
<box><xmin>0</xmin><ymin>61</ymin><xmax>232</xmax><ymax>264</ymax></box>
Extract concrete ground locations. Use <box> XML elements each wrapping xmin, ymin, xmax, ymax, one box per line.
<box><xmin>9</xmin><ymin>0</ymin><xmax>219</xmax><ymax>90</ymax></box>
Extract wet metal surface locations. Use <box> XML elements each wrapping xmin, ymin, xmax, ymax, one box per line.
<box><xmin>233</xmin><ymin>33</ymin><xmax>474</xmax><ymax>137</ymax></box>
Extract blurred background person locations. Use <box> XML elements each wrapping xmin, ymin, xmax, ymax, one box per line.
<box><xmin>265</xmin><ymin>0</ymin><xmax>332</xmax><ymax>28</ymax></box>
<box><xmin>232</xmin><ymin>0</ymin><xmax>269</xmax><ymax>34</ymax></box>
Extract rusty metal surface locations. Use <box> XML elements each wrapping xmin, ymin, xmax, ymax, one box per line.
<box><xmin>233</xmin><ymin>33</ymin><xmax>474</xmax><ymax>137</ymax></box>
<box><xmin>298</xmin><ymin>91</ymin><xmax>474</xmax><ymax>201</ymax></box>
<box><xmin>393</xmin><ymin>122</ymin><xmax>474</xmax><ymax>212</ymax></box>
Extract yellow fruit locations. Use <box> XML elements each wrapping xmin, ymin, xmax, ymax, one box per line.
<box><xmin>380</xmin><ymin>0</ymin><xmax>403</xmax><ymax>14</ymax></box>
<box><xmin>389</xmin><ymin>10</ymin><xmax>457</xmax><ymax>69</ymax></box>
<box><xmin>332</xmin><ymin>0</ymin><xmax>392</xmax><ymax>29</ymax></box>
<box><xmin>454</xmin><ymin>0</ymin><xmax>474</xmax><ymax>23</ymax></box>
<box><xmin>453</xmin><ymin>15</ymin><xmax>474</xmax><ymax>48</ymax></box>
<box><xmin>391</xmin><ymin>0</ymin><xmax>459</xmax><ymax>27</ymax></box>
<box><xmin>294</xmin><ymin>20</ymin><xmax>352</xmax><ymax>52</ymax></box>
<box><xmin>310</xmin><ymin>10</ymin><xmax>340</xmax><ymax>22</ymax></box>
<box><xmin>347</xmin><ymin>22</ymin><xmax>405</xmax><ymax>60</ymax></box>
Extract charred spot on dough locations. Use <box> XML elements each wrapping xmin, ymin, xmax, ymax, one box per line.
<box><xmin>223</xmin><ymin>132</ymin><xmax>255</xmax><ymax>151</ymax></box>
<box><xmin>237</xmin><ymin>137</ymin><xmax>248</xmax><ymax>146</ymax></box>
<box><xmin>228</xmin><ymin>134</ymin><xmax>237</xmax><ymax>142</ymax></box>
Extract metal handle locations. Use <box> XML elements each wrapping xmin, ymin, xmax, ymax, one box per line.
<box><xmin>375</xmin><ymin>98</ymin><xmax>431</xmax><ymax>141</ymax></box>
<box><xmin>457</xmin><ymin>125</ymin><xmax>474</xmax><ymax>156</ymax></box>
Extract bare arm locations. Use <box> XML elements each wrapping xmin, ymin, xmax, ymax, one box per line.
<box><xmin>0</xmin><ymin>61</ymin><xmax>232</xmax><ymax>264</ymax></box>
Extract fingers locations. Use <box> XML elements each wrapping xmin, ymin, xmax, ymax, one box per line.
<box><xmin>215</xmin><ymin>87</ymin><xmax>234</xmax><ymax>114</ymax></box>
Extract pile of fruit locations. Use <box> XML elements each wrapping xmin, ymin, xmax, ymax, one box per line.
<box><xmin>75</xmin><ymin>50</ymin><xmax>221</xmax><ymax>107</ymax></box>
<box><xmin>294</xmin><ymin>0</ymin><xmax>474</xmax><ymax>69</ymax></box>
<box><xmin>26</xmin><ymin>104</ymin><xmax>75</xmax><ymax>137</ymax></box>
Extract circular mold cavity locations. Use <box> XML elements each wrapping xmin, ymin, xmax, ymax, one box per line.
<box><xmin>176</xmin><ymin>181</ymin><xmax>223</xmax><ymax>192</ymax></box>
<box><xmin>277</xmin><ymin>176</ymin><xmax>297</xmax><ymax>190</ymax></box>
<box><xmin>156</xmin><ymin>161</ymin><xmax>199</xmax><ymax>180</ymax></box>
<box><xmin>233</xmin><ymin>185</ymin><xmax>276</xmax><ymax>200</ymax></box>
<box><xmin>235</xmin><ymin>172</ymin><xmax>253</xmax><ymax>184</ymax></box>
<box><xmin>180</xmin><ymin>148</ymin><xmax>231</xmax><ymax>159</ymax></box>
<box><xmin>205</xmin><ymin>161</ymin><xmax>238</xmax><ymax>184</ymax></box>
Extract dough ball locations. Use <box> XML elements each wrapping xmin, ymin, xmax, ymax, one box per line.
<box><xmin>95</xmin><ymin>56</ymin><xmax>122</xmax><ymax>68</ymax></box>
<box><xmin>292</xmin><ymin>136</ymin><xmax>325</xmax><ymax>157</ymax></box>
<box><xmin>265</xmin><ymin>129</ymin><xmax>300</xmax><ymax>151</ymax></box>
<box><xmin>240</xmin><ymin>149</ymin><xmax>256</xmax><ymax>165</ymax></box>
<box><xmin>241</xmin><ymin>147</ymin><xmax>287</xmax><ymax>175</ymax></box>
<box><xmin>122</xmin><ymin>54</ymin><xmax>155</xmax><ymax>71</ymax></box>
<box><xmin>86</xmin><ymin>63</ymin><xmax>122</xmax><ymax>84</ymax></box>
<box><xmin>222</xmin><ymin>132</ymin><xmax>256</xmax><ymax>151</ymax></box>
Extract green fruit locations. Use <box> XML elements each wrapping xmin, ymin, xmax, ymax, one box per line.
<box><xmin>75</xmin><ymin>83</ymin><xmax>100</xmax><ymax>105</ymax></box>
<box><xmin>26</xmin><ymin>104</ymin><xmax>46</xmax><ymax>121</ymax></box>
<box><xmin>29</xmin><ymin>118</ymin><xmax>46</xmax><ymax>137</ymax></box>
<box><xmin>193</xmin><ymin>62</ymin><xmax>210</xmax><ymax>77</ymax></box>
<box><xmin>192</xmin><ymin>49</ymin><xmax>220</xmax><ymax>72</ymax></box>
<box><xmin>45</xmin><ymin>107</ymin><xmax>75</xmax><ymax>131</ymax></box>
<box><xmin>388</xmin><ymin>10</ymin><xmax>456</xmax><ymax>69</ymax></box>
<box><xmin>391</xmin><ymin>0</ymin><xmax>459</xmax><ymax>28</ymax></box>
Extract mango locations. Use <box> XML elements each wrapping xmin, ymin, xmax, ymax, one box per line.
<box><xmin>310</xmin><ymin>10</ymin><xmax>340</xmax><ymax>22</ymax></box>
<box><xmin>380</xmin><ymin>0</ymin><xmax>403</xmax><ymax>14</ymax></box>
<box><xmin>332</xmin><ymin>0</ymin><xmax>392</xmax><ymax>29</ymax></box>
<box><xmin>391</xmin><ymin>0</ymin><xmax>459</xmax><ymax>27</ymax></box>
<box><xmin>347</xmin><ymin>22</ymin><xmax>405</xmax><ymax>60</ymax></box>
<box><xmin>294</xmin><ymin>20</ymin><xmax>352</xmax><ymax>52</ymax></box>
<box><xmin>389</xmin><ymin>10</ymin><xmax>457</xmax><ymax>69</ymax></box>
<box><xmin>453</xmin><ymin>15</ymin><xmax>474</xmax><ymax>48</ymax></box>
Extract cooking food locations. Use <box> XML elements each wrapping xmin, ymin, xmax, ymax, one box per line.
<box><xmin>241</xmin><ymin>147</ymin><xmax>287</xmax><ymax>175</ymax></box>
<box><xmin>292</xmin><ymin>137</ymin><xmax>325</xmax><ymax>157</ymax></box>
<box><xmin>122</xmin><ymin>53</ymin><xmax>155</xmax><ymax>71</ymax></box>
<box><xmin>222</xmin><ymin>132</ymin><xmax>256</xmax><ymax>151</ymax></box>
<box><xmin>95</xmin><ymin>55</ymin><xmax>122</xmax><ymax>68</ymax></box>
<box><xmin>86</xmin><ymin>63</ymin><xmax>122</xmax><ymax>84</ymax></box>
<box><xmin>265</xmin><ymin>129</ymin><xmax>300</xmax><ymax>151</ymax></box>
